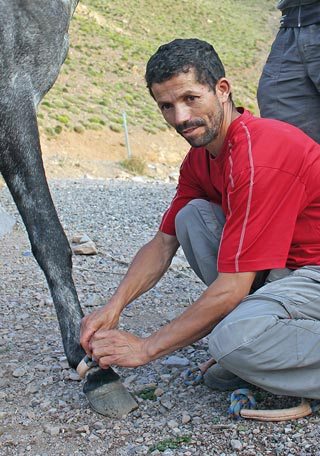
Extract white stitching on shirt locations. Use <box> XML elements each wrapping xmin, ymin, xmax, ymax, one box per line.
<box><xmin>234</xmin><ymin>122</ymin><xmax>255</xmax><ymax>272</ymax></box>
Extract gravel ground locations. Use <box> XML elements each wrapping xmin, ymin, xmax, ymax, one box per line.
<box><xmin>1</xmin><ymin>178</ymin><xmax>320</xmax><ymax>456</ymax></box>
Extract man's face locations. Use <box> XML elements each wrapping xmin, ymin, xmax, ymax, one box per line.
<box><xmin>151</xmin><ymin>68</ymin><xmax>224</xmax><ymax>149</ymax></box>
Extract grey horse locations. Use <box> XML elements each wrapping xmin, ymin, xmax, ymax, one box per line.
<box><xmin>0</xmin><ymin>0</ymin><xmax>137</xmax><ymax>417</ymax></box>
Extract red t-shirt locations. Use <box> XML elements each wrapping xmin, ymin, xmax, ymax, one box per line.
<box><xmin>160</xmin><ymin>109</ymin><xmax>320</xmax><ymax>273</ymax></box>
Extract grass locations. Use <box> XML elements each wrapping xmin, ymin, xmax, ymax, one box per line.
<box><xmin>148</xmin><ymin>435</ymin><xmax>192</xmax><ymax>453</ymax></box>
<box><xmin>135</xmin><ymin>386</ymin><xmax>157</xmax><ymax>401</ymax></box>
<box><xmin>120</xmin><ymin>156</ymin><xmax>146</xmax><ymax>175</ymax></box>
<box><xmin>38</xmin><ymin>0</ymin><xmax>278</xmax><ymax>139</ymax></box>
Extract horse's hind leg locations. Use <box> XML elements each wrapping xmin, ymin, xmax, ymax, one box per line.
<box><xmin>0</xmin><ymin>85</ymin><xmax>137</xmax><ymax>416</ymax></box>
<box><xmin>0</xmin><ymin>86</ymin><xmax>84</xmax><ymax>368</ymax></box>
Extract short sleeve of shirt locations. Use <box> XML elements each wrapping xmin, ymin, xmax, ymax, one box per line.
<box><xmin>159</xmin><ymin>150</ymin><xmax>211</xmax><ymax>235</ymax></box>
<box><xmin>218</xmin><ymin>165</ymin><xmax>307</xmax><ymax>272</ymax></box>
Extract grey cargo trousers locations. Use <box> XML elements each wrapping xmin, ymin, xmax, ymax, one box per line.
<box><xmin>175</xmin><ymin>199</ymin><xmax>320</xmax><ymax>399</ymax></box>
<box><xmin>257</xmin><ymin>25</ymin><xmax>320</xmax><ymax>144</ymax></box>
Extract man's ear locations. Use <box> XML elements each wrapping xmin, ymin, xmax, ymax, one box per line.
<box><xmin>215</xmin><ymin>78</ymin><xmax>232</xmax><ymax>103</ymax></box>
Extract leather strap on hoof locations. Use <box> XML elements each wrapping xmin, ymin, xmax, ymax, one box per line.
<box><xmin>77</xmin><ymin>355</ymin><xmax>97</xmax><ymax>379</ymax></box>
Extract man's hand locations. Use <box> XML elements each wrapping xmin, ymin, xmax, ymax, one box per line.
<box><xmin>90</xmin><ymin>329</ymin><xmax>150</xmax><ymax>368</ymax></box>
<box><xmin>80</xmin><ymin>231</ymin><xmax>179</xmax><ymax>357</ymax></box>
<box><xmin>80</xmin><ymin>302</ymin><xmax>121</xmax><ymax>355</ymax></box>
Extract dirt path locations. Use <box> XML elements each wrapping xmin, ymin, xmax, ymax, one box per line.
<box><xmin>40</xmin><ymin>128</ymin><xmax>187</xmax><ymax>181</ymax></box>
<box><xmin>1</xmin><ymin>171</ymin><xmax>320</xmax><ymax>455</ymax></box>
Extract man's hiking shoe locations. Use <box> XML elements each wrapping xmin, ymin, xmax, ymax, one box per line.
<box><xmin>203</xmin><ymin>364</ymin><xmax>251</xmax><ymax>391</ymax></box>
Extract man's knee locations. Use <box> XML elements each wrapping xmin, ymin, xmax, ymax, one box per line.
<box><xmin>175</xmin><ymin>199</ymin><xmax>224</xmax><ymax>241</ymax></box>
<box><xmin>208</xmin><ymin>305</ymin><xmax>279</xmax><ymax>368</ymax></box>
<box><xmin>175</xmin><ymin>199</ymin><xmax>209</xmax><ymax>242</ymax></box>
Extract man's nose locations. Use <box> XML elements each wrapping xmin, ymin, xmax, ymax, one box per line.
<box><xmin>174</xmin><ymin>105</ymin><xmax>191</xmax><ymax>126</ymax></box>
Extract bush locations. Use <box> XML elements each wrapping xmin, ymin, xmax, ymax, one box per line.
<box><xmin>120</xmin><ymin>156</ymin><xmax>146</xmax><ymax>175</ymax></box>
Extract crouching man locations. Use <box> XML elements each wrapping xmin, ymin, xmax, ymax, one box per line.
<box><xmin>81</xmin><ymin>38</ymin><xmax>320</xmax><ymax>400</ymax></box>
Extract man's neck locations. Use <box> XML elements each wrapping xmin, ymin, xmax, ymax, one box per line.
<box><xmin>207</xmin><ymin>104</ymin><xmax>240</xmax><ymax>158</ymax></box>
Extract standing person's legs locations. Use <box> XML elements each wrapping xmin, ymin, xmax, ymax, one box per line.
<box><xmin>209</xmin><ymin>267</ymin><xmax>320</xmax><ymax>399</ymax></box>
<box><xmin>257</xmin><ymin>27</ymin><xmax>320</xmax><ymax>143</ymax></box>
<box><xmin>300</xmin><ymin>23</ymin><xmax>320</xmax><ymax>143</ymax></box>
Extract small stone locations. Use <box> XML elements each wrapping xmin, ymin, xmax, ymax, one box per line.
<box><xmin>167</xmin><ymin>420</ymin><xmax>179</xmax><ymax>429</ymax></box>
<box><xmin>168</xmin><ymin>172</ymin><xmax>179</xmax><ymax>182</ymax></box>
<box><xmin>72</xmin><ymin>240</ymin><xmax>97</xmax><ymax>255</ymax></box>
<box><xmin>182</xmin><ymin>413</ymin><xmax>191</xmax><ymax>424</ymax></box>
<box><xmin>26</xmin><ymin>383</ymin><xmax>40</xmax><ymax>394</ymax></box>
<box><xmin>44</xmin><ymin>425</ymin><xmax>60</xmax><ymax>436</ymax></box>
<box><xmin>230</xmin><ymin>439</ymin><xmax>243</xmax><ymax>451</ymax></box>
<box><xmin>160</xmin><ymin>400</ymin><xmax>174</xmax><ymax>410</ymax></box>
<box><xmin>68</xmin><ymin>372</ymin><xmax>81</xmax><ymax>381</ymax></box>
<box><xmin>40</xmin><ymin>400</ymin><xmax>51</xmax><ymax>410</ymax></box>
<box><xmin>93</xmin><ymin>421</ymin><xmax>105</xmax><ymax>430</ymax></box>
<box><xmin>123</xmin><ymin>374</ymin><xmax>138</xmax><ymax>387</ymax></box>
<box><xmin>154</xmin><ymin>388</ymin><xmax>164</xmax><ymax>397</ymax></box>
<box><xmin>162</xmin><ymin>355</ymin><xmax>190</xmax><ymax>368</ymax></box>
<box><xmin>59</xmin><ymin>360</ymin><xmax>70</xmax><ymax>369</ymax></box>
<box><xmin>85</xmin><ymin>294</ymin><xmax>105</xmax><ymax>307</ymax></box>
<box><xmin>12</xmin><ymin>367</ymin><xmax>26</xmax><ymax>378</ymax></box>
<box><xmin>76</xmin><ymin>425</ymin><xmax>90</xmax><ymax>434</ymax></box>
<box><xmin>35</xmin><ymin>364</ymin><xmax>48</xmax><ymax>372</ymax></box>
<box><xmin>71</xmin><ymin>233</ymin><xmax>92</xmax><ymax>244</ymax></box>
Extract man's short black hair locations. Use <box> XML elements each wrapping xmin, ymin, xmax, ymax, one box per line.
<box><xmin>145</xmin><ymin>38</ymin><xmax>225</xmax><ymax>96</ymax></box>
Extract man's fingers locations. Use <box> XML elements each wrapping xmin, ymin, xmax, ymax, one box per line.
<box><xmin>80</xmin><ymin>317</ymin><xmax>97</xmax><ymax>355</ymax></box>
<box><xmin>91</xmin><ymin>328</ymin><xmax>117</xmax><ymax>341</ymax></box>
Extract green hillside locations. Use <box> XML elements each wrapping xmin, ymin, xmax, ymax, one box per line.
<box><xmin>38</xmin><ymin>0</ymin><xmax>279</xmax><ymax>139</ymax></box>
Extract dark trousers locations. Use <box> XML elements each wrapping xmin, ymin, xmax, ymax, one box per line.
<box><xmin>257</xmin><ymin>25</ymin><xmax>320</xmax><ymax>143</ymax></box>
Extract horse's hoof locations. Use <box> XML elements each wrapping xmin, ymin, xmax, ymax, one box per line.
<box><xmin>83</xmin><ymin>367</ymin><xmax>138</xmax><ymax>418</ymax></box>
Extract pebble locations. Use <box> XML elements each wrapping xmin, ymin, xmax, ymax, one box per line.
<box><xmin>12</xmin><ymin>367</ymin><xmax>26</xmax><ymax>378</ymax></box>
<box><xmin>76</xmin><ymin>425</ymin><xmax>90</xmax><ymax>434</ymax></box>
<box><xmin>1</xmin><ymin>179</ymin><xmax>320</xmax><ymax>455</ymax></box>
<box><xmin>72</xmin><ymin>240</ymin><xmax>97</xmax><ymax>255</ymax></box>
<box><xmin>44</xmin><ymin>425</ymin><xmax>60</xmax><ymax>436</ymax></box>
<box><xmin>93</xmin><ymin>421</ymin><xmax>105</xmax><ymax>430</ymax></box>
<box><xmin>160</xmin><ymin>374</ymin><xmax>172</xmax><ymax>383</ymax></box>
<box><xmin>123</xmin><ymin>374</ymin><xmax>138</xmax><ymax>387</ymax></box>
<box><xmin>181</xmin><ymin>413</ymin><xmax>191</xmax><ymax>424</ymax></box>
<box><xmin>85</xmin><ymin>294</ymin><xmax>105</xmax><ymax>307</ymax></box>
<box><xmin>59</xmin><ymin>360</ymin><xmax>70</xmax><ymax>369</ymax></box>
<box><xmin>154</xmin><ymin>388</ymin><xmax>164</xmax><ymax>397</ymax></box>
<box><xmin>167</xmin><ymin>419</ymin><xmax>179</xmax><ymax>429</ymax></box>
<box><xmin>230</xmin><ymin>439</ymin><xmax>243</xmax><ymax>451</ymax></box>
<box><xmin>162</xmin><ymin>355</ymin><xmax>190</xmax><ymax>368</ymax></box>
<box><xmin>68</xmin><ymin>372</ymin><xmax>81</xmax><ymax>381</ymax></box>
<box><xmin>160</xmin><ymin>399</ymin><xmax>174</xmax><ymax>410</ymax></box>
<box><xmin>26</xmin><ymin>383</ymin><xmax>40</xmax><ymax>394</ymax></box>
<box><xmin>71</xmin><ymin>233</ymin><xmax>92</xmax><ymax>244</ymax></box>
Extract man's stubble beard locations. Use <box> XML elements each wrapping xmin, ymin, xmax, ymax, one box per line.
<box><xmin>177</xmin><ymin>107</ymin><xmax>224</xmax><ymax>148</ymax></box>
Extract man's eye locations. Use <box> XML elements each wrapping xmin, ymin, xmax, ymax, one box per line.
<box><xmin>187</xmin><ymin>96</ymin><xmax>196</xmax><ymax>101</ymax></box>
<box><xmin>161</xmin><ymin>104</ymin><xmax>172</xmax><ymax>111</ymax></box>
